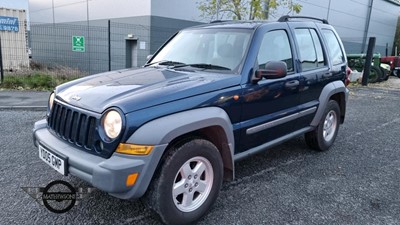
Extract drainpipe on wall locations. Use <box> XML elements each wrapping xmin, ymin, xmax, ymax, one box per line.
<box><xmin>361</xmin><ymin>0</ymin><xmax>374</xmax><ymax>53</ymax></box>
<box><xmin>0</xmin><ymin>36</ymin><xmax>3</xmax><ymax>84</ymax></box>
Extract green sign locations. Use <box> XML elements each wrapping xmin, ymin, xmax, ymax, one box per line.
<box><xmin>72</xmin><ymin>36</ymin><xmax>85</xmax><ymax>52</ymax></box>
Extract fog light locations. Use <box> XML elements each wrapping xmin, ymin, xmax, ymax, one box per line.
<box><xmin>126</xmin><ymin>173</ymin><xmax>139</xmax><ymax>187</ymax></box>
<box><xmin>116</xmin><ymin>143</ymin><xmax>154</xmax><ymax>155</ymax></box>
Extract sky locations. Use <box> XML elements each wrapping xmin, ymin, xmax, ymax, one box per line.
<box><xmin>0</xmin><ymin>0</ymin><xmax>29</xmax><ymax>11</ymax></box>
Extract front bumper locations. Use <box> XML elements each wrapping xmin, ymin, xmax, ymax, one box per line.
<box><xmin>33</xmin><ymin>119</ymin><xmax>167</xmax><ymax>199</ymax></box>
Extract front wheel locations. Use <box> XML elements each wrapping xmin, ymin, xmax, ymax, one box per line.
<box><xmin>305</xmin><ymin>100</ymin><xmax>340</xmax><ymax>151</ymax></box>
<box><xmin>144</xmin><ymin>138</ymin><xmax>223</xmax><ymax>225</ymax></box>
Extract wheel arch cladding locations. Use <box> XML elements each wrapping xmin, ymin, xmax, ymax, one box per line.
<box><xmin>127</xmin><ymin>107</ymin><xmax>235</xmax><ymax>181</ymax></box>
<box><xmin>311</xmin><ymin>81</ymin><xmax>347</xmax><ymax>127</ymax></box>
<box><xmin>186</xmin><ymin>125</ymin><xmax>234</xmax><ymax>181</ymax></box>
<box><xmin>329</xmin><ymin>92</ymin><xmax>346</xmax><ymax>124</ymax></box>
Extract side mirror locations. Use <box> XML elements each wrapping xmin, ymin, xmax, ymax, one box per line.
<box><xmin>253</xmin><ymin>61</ymin><xmax>287</xmax><ymax>82</ymax></box>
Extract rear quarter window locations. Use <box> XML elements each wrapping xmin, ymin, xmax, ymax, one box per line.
<box><xmin>321</xmin><ymin>29</ymin><xmax>345</xmax><ymax>65</ymax></box>
<box><xmin>294</xmin><ymin>28</ymin><xmax>326</xmax><ymax>71</ymax></box>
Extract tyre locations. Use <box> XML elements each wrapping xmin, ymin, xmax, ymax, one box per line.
<box><xmin>392</xmin><ymin>69</ymin><xmax>398</xmax><ymax>77</ymax></box>
<box><xmin>143</xmin><ymin>138</ymin><xmax>223</xmax><ymax>225</ymax></box>
<box><xmin>305</xmin><ymin>100</ymin><xmax>340</xmax><ymax>151</ymax></box>
<box><xmin>368</xmin><ymin>66</ymin><xmax>381</xmax><ymax>83</ymax></box>
<box><xmin>379</xmin><ymin>68</ymin><xmax>389</xmax><ymax>81</ymax></box>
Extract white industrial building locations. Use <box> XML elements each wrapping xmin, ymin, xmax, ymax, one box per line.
<box><xmin>0</xmin><ymin>7</ymin><xmax>29</xmax><ymax>70</ymax></box>
<box><xmin>27</xmin><ymin>0</ymin><xmax>400</xmax><ymax>73</ymax></box>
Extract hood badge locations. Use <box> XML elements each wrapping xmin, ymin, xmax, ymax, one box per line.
<box><xmin>71</xmin><ymin>95</ymin><xmax>81</xmax><ymax>101</ymax></box>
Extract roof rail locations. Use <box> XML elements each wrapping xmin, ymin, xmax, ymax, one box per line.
<box><xmin>278</xmin><ymin>15</ymin><xmax>329</xmax><ymax>24</ymax></box>
<box><xmin>210</xmin><ymin>20</ymin><xmax>230</xmax><ymax>23</ymax></box>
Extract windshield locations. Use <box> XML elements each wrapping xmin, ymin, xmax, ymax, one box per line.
<box><xmin>149</xmin><ymin>28</ymin><xmax>252</xmax><ymax>72</ymax></box>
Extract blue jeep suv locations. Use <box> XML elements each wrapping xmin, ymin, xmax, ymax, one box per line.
<box><xmin>33</xmin><ymin>16</ymin><xmax>349</xmax><ymax>225</ymax></box>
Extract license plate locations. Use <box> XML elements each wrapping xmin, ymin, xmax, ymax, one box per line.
<box><xmin>38</xmin><ymin>145</ymin><xmax>67</xmax><ymax>175</ymax></box>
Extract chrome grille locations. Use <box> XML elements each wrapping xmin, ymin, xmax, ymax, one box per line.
<box><xmin>48</xmin><ymin>101</ymin><xmax>99</xmax><ymax>151</ymax></box>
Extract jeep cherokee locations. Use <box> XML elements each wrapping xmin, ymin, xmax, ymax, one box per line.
<box><xmin>33</xmin><ymin>16</ymin><xmax>349</xmax><ymax>225</ymax></box>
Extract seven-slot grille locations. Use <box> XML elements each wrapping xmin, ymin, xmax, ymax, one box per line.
<box><xmin>48</xmin><ymin>101</ymin><xmax>99</xmax><ymax>152</ymax></box>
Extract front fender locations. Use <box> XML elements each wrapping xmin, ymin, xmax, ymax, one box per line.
<box><xmin>125</xmin><ymin>107</ymin><xmax>235</xmax><ymax>181</ymax></box>
<box><xmin>127</xmin><ymin>107</ymin><xmax>235</xmax><ymax>149</ymax></box>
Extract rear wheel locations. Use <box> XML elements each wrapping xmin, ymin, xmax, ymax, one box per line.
<box><xmin>380</xmin><ymin>68</ymin><xmax>389</xmax><ymax>81</ymax></box>
<box><xmin>368</xmin><ymin>66</ymin><xmax>381</xmax><ymax>83</ymax></box>
<box><xmin>305</xmin><ymin>100</ymin><xmax>340</xmax><ymax>151</ymax></box>
<box><xmin>392</xmin><ymin>69</ymin><xmax>398</xmax><ymax>77</ymax></box>
<box><xmin>144</xmin><ymin>138</ymin><xmax>223</xmax><ymax>225</ymax></box>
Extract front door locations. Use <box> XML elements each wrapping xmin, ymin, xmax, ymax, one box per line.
<box><xmin>238</xmin><ymin>26</ymin><xmax>301</xmax><ymax>152</ymax></box>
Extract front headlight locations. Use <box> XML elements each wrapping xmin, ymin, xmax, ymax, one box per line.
<box><xmin>102</xmin><ymin>110</ymin><xmax>122</xmax><ymax>139</ymax></box>
<box><xmin>49</xmin><ymin>93</ymin><xmax>55</xmax><ymax>111</ymax></box>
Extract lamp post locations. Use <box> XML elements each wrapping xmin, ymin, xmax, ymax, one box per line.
<box><xmin>51</xmin><ymin>0</ymin><xmax>55</xmax><ymax>25</ymax></box>
<box><xmin>216</xmin><ymin>0</ymin><xmax>219</xmax><ymax>20</ymax></box>
<box><xmin>86</xmin><ymin>0</ymin><xmax>91</xmax><ymax>73</ymax></box>
<box><xmin>327</xmin><ymin>0</ymin><xmax>332</xmax><ymax>21</ymax></box>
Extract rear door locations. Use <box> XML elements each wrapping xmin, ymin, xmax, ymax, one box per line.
<box><xmin>288</xmin><ymin>22</ymin><xmax>335</xmax><ymax>128</ymax></box>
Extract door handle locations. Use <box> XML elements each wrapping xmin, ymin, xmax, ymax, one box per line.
<box><xmin>285</xmin><ymin>80</ymin><xmax>299</xmax><ymax>88</ymax></box>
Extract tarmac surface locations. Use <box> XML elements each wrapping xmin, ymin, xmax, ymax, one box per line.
<box><xmin>0</xmin><ymin>90</ymin><xmax>49</xmax><ymax>110</ymax></box>
<box><xmin>0</xmin><ymin>76</ymin><xmax>400</xmax><ymax>224</ymax></box>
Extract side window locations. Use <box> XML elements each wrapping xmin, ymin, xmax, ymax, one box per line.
<box><xmin>257</xmin><ymin>30</ymin><xmax>293</xmax><ymax>72</ymax></box>
<box><xmin>322</xmin><ymin>29</ymin><xmax>345</xmax><ymax>65</ymax></box>
<box><xmin>310</xmin><ymin>29</ymin><xmax>325</xmax><ymax>66</ymax></box>
<box><xmin>294</xmin><ymin>28</ymin><xmax>325</xmax><ymax>71</ymax></box>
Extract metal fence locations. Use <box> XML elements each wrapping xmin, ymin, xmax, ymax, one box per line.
<box><xmin>0</xmin><ymin>21</ymin><xmax>180</xmax><ymax>87</ymax></box>
<box><xmin>29</xmin><ymin>21</ymin><xmax>179</xmax><ymax>75</ymax></box>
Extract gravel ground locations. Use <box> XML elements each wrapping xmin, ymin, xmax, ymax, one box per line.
<box><xmin>0</xmin><ymin>84</ymin><xmax>399</xmax><ymax>225</ymax></box>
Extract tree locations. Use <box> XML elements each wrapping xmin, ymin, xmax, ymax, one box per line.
<box><xmin>197</xmin><ymin>0</ymin><xmax>302</xmax><ymax>21</ymax></box>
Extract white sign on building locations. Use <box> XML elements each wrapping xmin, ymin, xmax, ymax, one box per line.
<box><xmin>0</xmin><ymin>8</ymin><xmax>29</xmax><ymax>70</ymax></box>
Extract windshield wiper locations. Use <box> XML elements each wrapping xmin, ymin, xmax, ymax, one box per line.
<box><xmin>144</xmin><ymin>60</ymin><xmax>186</xmax><ymax>67</ymax></box>
<box><xmin>172</xmin><ymin>63</ymin><xmax>231</xmax><ymax>70</ymax></box>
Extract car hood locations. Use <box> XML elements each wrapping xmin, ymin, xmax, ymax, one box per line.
<box><xmin>55</xmin><ymin>67</ymin><xmax>241</xmax><ymax>113</ymax></box>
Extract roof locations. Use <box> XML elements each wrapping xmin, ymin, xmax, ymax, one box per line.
<box><xmin>183</xmin><ymin>16</ymin><xmax>330</xmax><ymax>31</ymax></box>
<box><xmin>186</xmin><ymin>20</ymin><xmax>271</xmax><ymax>30</ymax></box>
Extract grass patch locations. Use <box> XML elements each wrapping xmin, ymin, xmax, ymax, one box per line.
<box><xmin>0</xmin><ymin>73</ymin><xmax>77</xmax><ymax>90</ymax></box>
<box><xmin>0</xmin><ymin>62</ymin><xmax>87</xmax><ymax>91</ymax></box>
